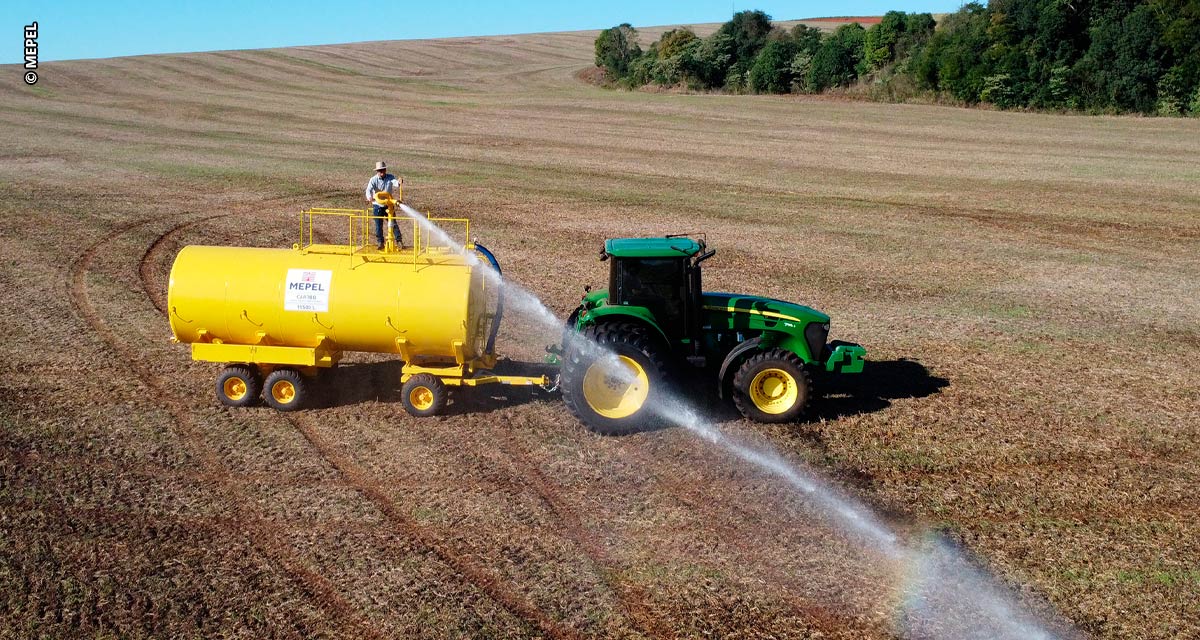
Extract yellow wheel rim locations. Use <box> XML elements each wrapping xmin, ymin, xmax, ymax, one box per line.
<box><xmin>582</xmin><ymin>355</ymin><xmax>649</xmax><ymax>419</ymax></box>
<box><xmin>409</xmin><ymin>386</ymin><xmax>435</xmax><ymax>411</ymax></box>
<box><xmin>271</xmin><ymin>380</ymin><xmax>296</xmax><ymax>405</ymax></box>
<box><xmin>223</xmin><ymin>377</ymin><xmax>248</xmax><ymax>401</ymax></box>
<box><xmin>749</xmin><ymin>368</ymin><xmax>799</xmax><ymax>415</ymax></box>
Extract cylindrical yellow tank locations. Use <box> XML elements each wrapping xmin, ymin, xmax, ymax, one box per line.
<box><xmin>168</xmin><ymin>245</ymin><xmax>492</xmax><ymax>363</ymax></box>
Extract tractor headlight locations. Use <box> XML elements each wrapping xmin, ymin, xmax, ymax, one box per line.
<box><xmin>804</xmin><ymin>322</ymin><xmax>829</xmax><ymax>361</ymax></box>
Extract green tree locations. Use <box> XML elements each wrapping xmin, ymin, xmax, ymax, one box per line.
<box><xmin>790</xmin><ymin>24</ymin><xmax>823</xmax><ymax>56</ymax></box>
<box><xmin>640</xmin><ymin>28</ymin><xmax>702</xmax><ymax>87</ymax></box>
<box><xmin>1076</xmin><ymin>3</ymin><xmax>1164</xmax><ymax>113</ymax></box>
<box><xmin>724</xmin><ymin>60</ymin><xmax>751</xmax><ymax>93</ymax></box>
<box><xmin>985</xmin><ymin>0</ymin><xmax>1090</xmax><ymax>108</ymax></box>
<box><xmin>685</xmin><ymin>33</ymin><xmax>735</xmax><ymax>89</ymax></box>
<box><xmin>864</xmin><ymin>11</ymin><xmax>908</xmax><ymax>71</ymax></box>
<box><xmin>911</xmin><ymin>3</ymin><xmax>992</xmax><ymax>103</ymax></box>
<box><xmin>900</xmin><ymin>12</ymin><xmax>937</xmax><ymax>59</ymax></box>
<box><xmin>748</xmin><ymin>39</ymin><xmax>797</xmax><ymax>93</ymax></box>
<box><xmin>657</xmin><ymin>28</ymin><xmax>699</xmax><ymax>59</ymax></box>
<box><xmin>594</xmin><ymin>24</ymin><xmax>642</xmax><ymax>78</ymax></box>
<box><xmin>806</xmin><ymin>23</ymin><xmax>866</xmax><ymax>92</ymax></box>
<box><xmin>1151</xmin><ymin>0</ymin><xmax>1200</xmax><ymax>110</ymax></box>
<box><xmin>716</xmin><ymin>10</ymin><xmax>774</xmax><ymax>68</ymax></box>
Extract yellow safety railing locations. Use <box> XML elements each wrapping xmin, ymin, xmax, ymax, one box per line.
<box><xmin>299</xmin><ymin>207</ymin><xmax>470</xmax><ymax>261</ymax></box>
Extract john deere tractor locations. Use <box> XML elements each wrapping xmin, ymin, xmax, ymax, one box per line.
<box><xmin>560</xmin><ymin>236</ymin><xmax>865</xmax><ymax>434</ymax></box>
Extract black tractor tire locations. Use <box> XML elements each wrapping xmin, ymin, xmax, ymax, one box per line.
<box><xmin>216</xmin><ymin>364</ymin><xmax>261</xmax><ymax>408</ymax></box>
<box><xmin>401</xmin><ymin>374</ymin><xmax>447</xmax><ymax>417</ymax></box>
<box><xmin>263</xmin><ymin>368</ymin><xmax>308</xmax><ymax>412</ymax></box>
<box><xmin>561</xmin><ymin>322</ymin><xmax>668</xmax><ymax>435</ymax></box>
<box><xmin>732</xmin><ymin>349</ymin><xmax>811</xmax><ymax>423</ymax></box>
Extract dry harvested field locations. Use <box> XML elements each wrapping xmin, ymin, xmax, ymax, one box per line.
<box><xmin>2</xmin><ymin>22</ymin><xmax>1199</xmax><ymax>640</ymax></box>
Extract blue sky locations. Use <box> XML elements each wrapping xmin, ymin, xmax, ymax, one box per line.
<box><xmin>4</xmin><ymin>1</ymin><xmax>965</xmax><ymax>64</ymax></box>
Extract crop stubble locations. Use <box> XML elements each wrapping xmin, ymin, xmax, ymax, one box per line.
<box><xmin>1</xmin><ymin>21</ymin><xmax>1198</xmax><ymax>640</ymax></box>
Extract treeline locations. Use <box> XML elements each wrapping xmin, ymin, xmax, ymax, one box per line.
<box><xmin>595</xmin><ymin>1</ymin><xmax>1200</xmax><ymax>115</ymax></box>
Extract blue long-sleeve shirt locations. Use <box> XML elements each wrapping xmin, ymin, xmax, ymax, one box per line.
<box><xmin>365</xmin><ymin>173</ymin><xmax>401</xmax><ymax>202</ymax></box>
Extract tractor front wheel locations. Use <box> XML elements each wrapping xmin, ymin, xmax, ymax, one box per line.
<box><xmin>263</xmin><ymin>368</ymin><xmax>308</xmax><ymax>412</ymax></box>
<box><xmin>732</xmin><ymin>349</ymin><xmax>811</xmax><ymax>423</ymax></box>
<box><xmin>561</xmin><ymin>322</ymin><xmax>667</xmax><ymax>435</ymax></box>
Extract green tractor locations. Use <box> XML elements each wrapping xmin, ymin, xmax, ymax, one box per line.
<box><xmin>559</xmin><ymin>236</ymin><xmax>865</xmax><ymax>434</ymax></box>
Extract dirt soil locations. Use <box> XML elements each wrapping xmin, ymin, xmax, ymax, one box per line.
<box><xmin>1</xmin><ymin>23</ymin><xmax>1198</xmax><ymax>640</ymax></box>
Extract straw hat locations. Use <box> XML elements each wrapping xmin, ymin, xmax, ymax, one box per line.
<box><xmin>374</xmin><ymin>161</ymin><xmax>387</xmax><ymax>171</ymax></box>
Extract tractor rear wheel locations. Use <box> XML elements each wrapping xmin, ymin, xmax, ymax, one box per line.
<box><xmin>732</xmin><ymin>349</ymin><xmax>811</xmax><ymax>423</ymax></box>
<box><xmin>263</xmin><ymin>368</ymin><xmax>308</xmax><ymax>412</ymax></box>
<box><xmin>216</xmin><ymin>365</ymin><xmax>261</xmax><ymax>408</ymax></box>
<box><xmin>401</xmin><ymin>374</ymin><xmax>447</xmax><ymax>417</ymax></box>
<box><xmin>561</xmin><ymin>322</ymin><xmax>667</xmax><ymax>435</ymax></box>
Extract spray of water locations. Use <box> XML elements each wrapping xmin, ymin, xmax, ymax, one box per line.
<box><xmin>398</xmin><ymin>202</ymin><xmax>1067</xmax><ymax>639</ymax></box>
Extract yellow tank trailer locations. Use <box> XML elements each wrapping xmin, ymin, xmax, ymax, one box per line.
<box><xmin>168</xmin><ymin>208</ymin><xmax>549</xmax><ymax>414</ymax></box>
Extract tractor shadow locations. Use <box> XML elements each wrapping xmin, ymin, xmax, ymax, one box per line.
<box><xmin>682</xmin><ymin>357</ymin><xmax>949</xmax><ymax>505</ymax></box>
<box><xmin>316</xmin><ymin>359</ymin><xmax>551</xmax><ymax>416</ymax></box>
<box><xmin>687</xmin><ymin>357</ymin><xmax>949</xmax><ymax>425</ymax></box>
<box><xmin>809</xmin><ymin>357</ymin><xmax>949</xmax><ymax>422</ymax></box>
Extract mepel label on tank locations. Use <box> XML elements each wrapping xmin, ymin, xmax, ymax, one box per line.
<box><xmin>284</xmin><ymin>269</ymin><xmax>332</xmax><ymax>312</ymax></box>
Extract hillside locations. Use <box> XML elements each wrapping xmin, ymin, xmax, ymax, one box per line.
<box><xmin>1</xmin><ymin>23</ymin><xmax>1199</xmax><ymax>640</ymax></box>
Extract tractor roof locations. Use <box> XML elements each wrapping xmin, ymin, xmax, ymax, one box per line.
<box><xmin>605</xmin><ymin>237</ymin><xmax>703</xmax><ymax>258</ymax></box>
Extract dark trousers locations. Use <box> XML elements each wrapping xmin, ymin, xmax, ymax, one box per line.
<box><xmin>373</xmin><ymin>204</ymin><xmax>402</xmax><ymax>245</ymax></box>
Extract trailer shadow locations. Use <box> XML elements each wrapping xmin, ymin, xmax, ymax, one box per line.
<box><xmin>317</xmin><ymin>359</ymin><xmax>551</xmax><ymax>415</ymax></box>
<box><xmin>316</xmin><ymin>360</ymin><xmax>405</xmax><ymax>408</ymax></box>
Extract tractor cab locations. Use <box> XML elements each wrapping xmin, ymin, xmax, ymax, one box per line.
<box><xmin>604</xmin><ymin>236</ymin><xmax>713</xmax><ymax>347</ymax></box>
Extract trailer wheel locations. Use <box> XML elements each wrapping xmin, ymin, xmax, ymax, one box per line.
<box><xmin>216</xmin><ymin>365</ymin><xmax>262</xmax><ymax>408</ymax></box>
<box><xmin>401</xmin><ymin>374</ymin><xmax>447</xmax><ymax>417</ymax></box>
<box><xmin>263</xmin><ymin>368</ymin><xmax>307</xmax><ymax>412</ymax></box>
<box><xmin>561</xmin><ymin>322</ymin><xmax>667</xmax><ymax>435</ymax></box>
<box><xmin>732</xmin><ymin>349</ymin><xmax>811</xmax><ymax>423</ymax></box>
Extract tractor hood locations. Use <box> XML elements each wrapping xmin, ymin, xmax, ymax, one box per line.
<box><xmin>578</xmin><ymin>289</ymin><xmax>830</xmax><ymax>326</ymax></box>
<box><xmin>701</xmin><ymin>292</ymin><xmax>830</xmax><ymax>326</ymax></box>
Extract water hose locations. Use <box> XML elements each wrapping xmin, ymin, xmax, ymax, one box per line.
<box><xmin>473</xmin><ymin>242</ymin><xmax>504</xmax><ymax>356</ymax></box>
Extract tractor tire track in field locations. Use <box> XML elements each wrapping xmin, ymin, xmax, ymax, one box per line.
<box><xmin>137</xmin><ymin>213</ymin><xmax>585</xmax><ymax>639</ymax></box>
<box><xmin>69</xmin><ymin>218</ymin><xmax>386</xmax><ymax>640</ymax></box>
<box><xmin>282</xmin><ymin>414</ymin><xmax>585</xmax><ymax>640</ymax></box>
<box><xmin>136</xmin><ymin>188</ymin><xmax>346</xmax><ymax>313</ymax></box>
<box><xmin>488</xmin><ymin>425</ymin><xmax>674</xmax><ymax>639</ymax></box>
<box><xmin>607</xmin><ymin>438</ymin><xmax>882</xmax><ymax>637</ymax></box>
<box><xmin>138</xmin><ymin>214</ymin><xmax>222</xmax><ymax>315</ymax></box>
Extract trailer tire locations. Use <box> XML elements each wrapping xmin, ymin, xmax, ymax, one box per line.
<box><xmin>216</xmin><ymin>365</ymin><xmax>262</xmax><ymax>408</ymax></box>
<box><xmin>401</xmin><ymin>374</ymin><xmax>447</xmax><ymax>417</ymax></box>
<box><xmin>263</xmin><ymin>368</ymin><xmax>307</xmax><ymax>412</ymax></box>
<box><xmin>732</xmin><ymin>349</ymin><xmax>811</xmax><ymax>423</ymax></box>
<box><xmin>561</xmin><ymin>322</ymin><xmax>667</xmax><ymax>435</ymax></box>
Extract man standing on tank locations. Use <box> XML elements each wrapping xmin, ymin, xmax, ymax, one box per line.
<box><xmin>365</xmin><ymin>161</ymin><xmax>403</xmax><ymax>250</ymax></box>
